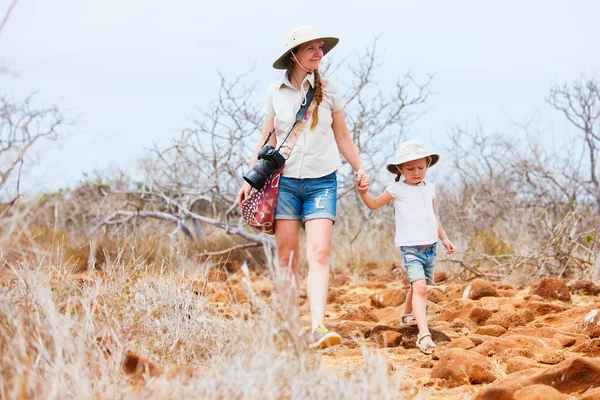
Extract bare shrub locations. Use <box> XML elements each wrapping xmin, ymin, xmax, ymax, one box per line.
<box><xmin>0</xmin><ymin>95</ymin><xmax>65</xmax><ymax>209</ymax></box>
<box><xmin>88</xmin><ymin>40</ymin><xmax>432</xmax><ymax>270</ymax></box>
<box><xmin>436</xmin><ymin>75</ymin><xmax>600</xmax><ymax>282</ymax></box>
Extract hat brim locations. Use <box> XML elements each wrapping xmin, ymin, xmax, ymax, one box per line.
<box><xmin>272</xmin><ymin>37</ymin><xmax>339</xmax><ymax>70</ymax></box>
<box><xmin>386</xmin><ymin>154</ymin><xmax>440</xmax><ymax>174</ymax></box>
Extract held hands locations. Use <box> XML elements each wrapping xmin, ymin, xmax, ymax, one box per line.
<box><xmin>355</xmin><ymin>169</ymin><xmax>371</xmax><ymax>193</ymax></box>
<box><xmin>441</xmin><ymin>239</ymin><xmax>456</xmax><ymax>255</ymax></box>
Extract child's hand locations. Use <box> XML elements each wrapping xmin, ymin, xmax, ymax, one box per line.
<box><xmin>441</xmin><ymin>239</ymin><xmax>456</xmax><ymax>255</ymax></box>
<box><xmin>356</xmin><ymin>174</ymin><xmax>371</xmax><ymax>193</ymax></box>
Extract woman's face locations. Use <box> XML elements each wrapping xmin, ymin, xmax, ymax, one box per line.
<box><xmin>292</xmin><ymin>40</ymin><xmax>324</xmax><ymax>72</ymax></box>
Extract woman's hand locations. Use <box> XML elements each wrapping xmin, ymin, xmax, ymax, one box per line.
<box><xmin>441</xmin><ymin>239</ymin><xmax>456</xmax><ymax>255</ymax></box>
<box><xmin>355</xmin><ymin>169</ymin><xmax>371</xmax><ymax>192</ymax></box>
<box><xmin>237</xmin><ymin>182</ymin><xmax>252</xmax><ymax>208</ymax></box>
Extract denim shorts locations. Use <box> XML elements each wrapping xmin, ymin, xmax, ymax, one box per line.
<box><xmin>400</xmin><ymin>242</ymin><xmax>437</xmax><ymax>285</ymax></box>
<box><xmin>275</xmin><ymin>172</ymin><xmax>337</xmax><ymax>224</ymax></box>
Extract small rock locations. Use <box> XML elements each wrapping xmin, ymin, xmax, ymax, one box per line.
<box><xmin>476</xmin><ymin>325</ymin><xmax>507</xmax><ymax>337</ymax></box>
<box><xmin>449</xmin><ymin>337</ymin><xmax>476</xmax><ymax>350</ymax></box>
<box><xmin>469</xmin><ymin>307</ymin><xmax>493</xmax><ymax>325</ymax></box>
<box><xmin>500</xmin><ymin>348</ymin><xmax>535</xmax><ymax>359</ymax></box>
<box><xmin>514</xmin><ymin>384</ymin><xmax>567</xmax><ymax>400</ymax></box>
<box><xmin>536</xmin><ymin>350</ymin><xmax>565</xmax><ymax>365</ymax></box>
<box><xmin>553</xmin><ymin>333</ymin><xmax>576</xmax><ymax>348</ymax></box>
<box><xmin>579</xmin><ymin>309</ymin><xmax>600</xmax><ymax>338</ymax></box>
<box><xmin>338</xmin><ymin>305</ymin><xmax>380</xmax><ymax>323</ymax></box>
<box><xmin>526</xmin><ymin>301</ymin><xmax>569</xmax><ymax>316</ymax></box>
<box><xmin>428</xmin><ymin>287</ymin><xmax>449</xmax><ymax>304</ymax></box>
<box><xmin>439</xmin><ymin>301</ymin><xmax>476</xmax><ymax>321</ymax></box>
<box><xmin>475</xmin><ymin>335</ymin><xmax>557</xmax><ymax>358</ymax></box>
<box><xmin>505</xmin><ymin>356</ymin><xmax>543</xmax><ymax>374</ymax></box>
<box><xmin>467</xmin><ymin>335</ymin><xmax>487</xmax><ymax>346</ymax></box>
<box><xmin>325</xmin><ymin>321</ymin><xmax>373</xmax><ymax>339</ymax></box>
<box><xmin>373</xmin><ymin>330</ymin><xmax>403</xmax><ymax>348</ymax></box>
<box><xmin>485</xmin><ymin>309</ymin><xmax>535</xmax><ymax>330</ymax></box>
<box><xmin>532</xmin><ymin>278</ymin><xmax>571</xmax><ymax>302</ymax></box>
<box><xmin>431</xmin><ymin>348</ymin><xmax>496</xmax><ymax>386</ymax></box>
<box><xmin>449</xmin><ymin>318</ymin><xmax>478</xmax><ymax>332</ymax></box>
<box><xmin>370</xmin><ymin>288</ymin><xmax>407</xmax><ymax>308</ymax></box>
<box><xmin>573</xmin><ymin>339</ymin><xmax>600</xmax><ymax>357</ymax></box>
<box><xmin>477</xmin><ymin>357</ymin><xmax>600</xmax><ymax>396</ymax></box>
<box><xmin>569</xmin><ymin>280</ymin><xmax>600</xmax><ymax>296</ymax></box>
<box><xmin>467</xmin><ymin>279</ymin><xmax>499</xmax><ymax>300</ymax></box>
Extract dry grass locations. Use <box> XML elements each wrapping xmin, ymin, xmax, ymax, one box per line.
<box><xmin>0</xmin><ymin>246</ymin><xmax>410</xmax><ymax>399</ymax></box>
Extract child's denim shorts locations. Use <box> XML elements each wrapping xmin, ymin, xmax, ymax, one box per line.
<box><xmin>400</xmin><ymin>242</ymin><xmax>437</xmax><ymax>285</ymax></box>
<box><xmin>275</xmin><ymin>172</ymin><xmax>337</xmax><ymax>224</ymax></box>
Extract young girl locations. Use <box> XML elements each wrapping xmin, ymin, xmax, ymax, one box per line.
<box><xmin>357</xmin><ymin>140</ymin><xmax>455</xmax><ymax>354</ymax></box>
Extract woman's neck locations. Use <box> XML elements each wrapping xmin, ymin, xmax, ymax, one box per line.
<box><xmin>290</xmin><ymin>68</ymin><xmax>309</xmax><ymax>89</ymax></box>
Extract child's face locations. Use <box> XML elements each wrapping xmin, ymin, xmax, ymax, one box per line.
<box><xmin>399</xmin><ymin>157</ymin><xmax>428</xmax><ymax>185</ymax></box>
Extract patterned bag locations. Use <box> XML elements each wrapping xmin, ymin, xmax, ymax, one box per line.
<box><xmin>241</xmin><ymin>87</ymin><xmax>319</xmax><ymax>235</ymax></box>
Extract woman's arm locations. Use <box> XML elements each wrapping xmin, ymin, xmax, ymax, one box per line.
<box><xmin>237</xmin><ymin>117</ymin><xmax>276</xmax><ymax>206</ymax></box>
<box><xmin>433</xmin><ymin>199</ymin><xmax>456</xmax><ymax>254</ymax></box>
<box><xmin>249</xmin><ymin>116</ymin><xmax>276</xmax><ymax>168</ymax></box>
<box><xmin>359</xmin><ymin>190</ymin><xmax>393</xmax><ymax>211</ymax></box>
<box><xmin>332</xmin><ymin>110</ymin><xmax>368</xmax><ymax>188</ymax></box>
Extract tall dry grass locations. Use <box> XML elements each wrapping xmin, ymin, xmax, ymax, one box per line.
<box><xmin>1</xmin><ymin>239</ymin><xmax>410</xmax><ymax>399</ymax></box>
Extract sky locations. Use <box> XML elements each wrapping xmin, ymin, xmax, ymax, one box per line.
<box><xmin>1</xmin><ymin>0</ymin><xmax>599</xmax><ymax>193</ymax></box>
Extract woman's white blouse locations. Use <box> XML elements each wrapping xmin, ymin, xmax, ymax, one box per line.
<box><xmin>263</xmin><ymin>72</ymin><xmax>345</xmax><ymax>179</ymax></box>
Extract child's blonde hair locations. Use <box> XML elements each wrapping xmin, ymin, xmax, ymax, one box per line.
<box><xmin>394</xmin><ymin>156</ymin><xmax>433</xmax><ymax>182</ymax></box>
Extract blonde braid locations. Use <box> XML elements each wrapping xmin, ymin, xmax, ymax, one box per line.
<box><xmin>310</xmin><ymin>69</ymin><xmax>323</xmax><ymax>130</ymax></box>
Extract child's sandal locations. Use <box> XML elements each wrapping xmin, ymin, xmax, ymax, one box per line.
<box><xmin>400</xmin><ymin>313</ymin><xmax>416</xmax><ymax>326</ymax></box>
<box><xmin>417</xmin><ymin>332</ymin><xmax>436</xmax><ymax>355</ymax></box>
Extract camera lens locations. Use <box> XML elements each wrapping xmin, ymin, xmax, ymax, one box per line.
<box><xmin>243</xmin><ymin>159</ymin><xmax>275</xmax><ymax>190</ymax></box>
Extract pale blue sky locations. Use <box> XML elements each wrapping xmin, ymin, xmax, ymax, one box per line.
<box><xmin>1</xmin><ymin>0</ymin><xmax>599</xmax><ymax>192</ymax></box>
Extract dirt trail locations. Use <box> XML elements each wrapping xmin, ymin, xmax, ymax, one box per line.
<box><xmin>137</xmin><ymin>264</ymin><xmax>600</xmax><ymax>399</ymax></box>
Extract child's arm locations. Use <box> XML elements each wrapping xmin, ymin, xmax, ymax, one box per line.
<box><xmin>432</xmin><ymin>199</ymin><xmax>456</xmax><ymax>254</ymax></box>
<box><xmin>358</xmin><ymin>188</ymin><xmax>393</xmax><ymax>211</ymax></box>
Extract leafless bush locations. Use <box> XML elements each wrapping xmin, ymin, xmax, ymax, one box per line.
<box><xmin>436</xmin><ymin>76</ymin><xmax>600</xmax><ymax>281</ymax></box>
<box><xmin>0</xmin><ymin>95</ymin><xmax>65</xmax><ymax>209</ymax></box>
<box><xmin>92</xmin><ymin>40</ymin><xmax>432</xmax><ymax>264</ymax></box>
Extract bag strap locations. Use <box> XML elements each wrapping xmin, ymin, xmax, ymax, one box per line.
<box><xmin>277</xmin><ymin>86</ymin><xmax>317</xmax><ymax>158</ymax></box>
<box><xmin>261</xmin><ymin>85</ymin><xmax>317</xmax><ymax>157</ymax></box>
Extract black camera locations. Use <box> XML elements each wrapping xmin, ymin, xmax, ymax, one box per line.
<box><xmin>243</xmin><ymin>145</ymin><xmax>286</xmax><ymax>190</ymax></box>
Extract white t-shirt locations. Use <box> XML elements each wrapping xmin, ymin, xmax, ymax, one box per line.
<box><xmin>263</xmin><ymin>73</ymin><xmax>344</xmax><ymax>179</ymax></box>
<box><xmin>385</xmin><ymin>180</ymin><xmax>439</xmax><ymax>247</ymax></box>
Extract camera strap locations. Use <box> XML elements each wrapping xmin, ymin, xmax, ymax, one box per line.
<box><xmin>274</xmin><ymin>86</ymin><xmax>315</xmax><ymax>156</ymax></box>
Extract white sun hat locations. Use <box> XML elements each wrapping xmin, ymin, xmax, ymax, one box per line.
<box><xmin>272</xmin><ymin>25</ymin><xmax>339</xmax><ymax>70</ymax></box>
<box><xmin>386</xmin><ymin>140</ymin><xmax>440</xmax><ymax>174</ymax></box>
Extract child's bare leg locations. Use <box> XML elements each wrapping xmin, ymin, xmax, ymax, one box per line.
<box><xmin>411</xmin><ymin>279</ymin><xmax>434</xmax><ymax>344</ymax></box>
<box><xmin>402</xmin><ymin>285</ymin><xmax>414</xmax><ymax>315</ymax></box>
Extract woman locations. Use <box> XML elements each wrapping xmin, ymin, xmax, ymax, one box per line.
<box><xmin>237</xmin><ymin>26</ymin><xmax>370</xmax><ymax>350</ymax></box>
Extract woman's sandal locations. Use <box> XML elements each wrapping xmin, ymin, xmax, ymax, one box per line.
<box><xmin>400</xmin><ymin>313</ymin><xmax>416</xmax><ymax>326</ymax></box>
<box><xmin>417</xmin><ymin>332</ymin><xmax>436</xmax><ymax>355</ymax></box>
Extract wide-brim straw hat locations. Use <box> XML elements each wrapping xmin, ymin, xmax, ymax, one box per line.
<box><xmin>386</xmin><ymin>140</ymin><xmax>440</xmax><ymax>174</ymax></box>
<box><xmin>272</xmin><ymin>25</ymin><xmax>339</xmax><ymax>70</ymax></box>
